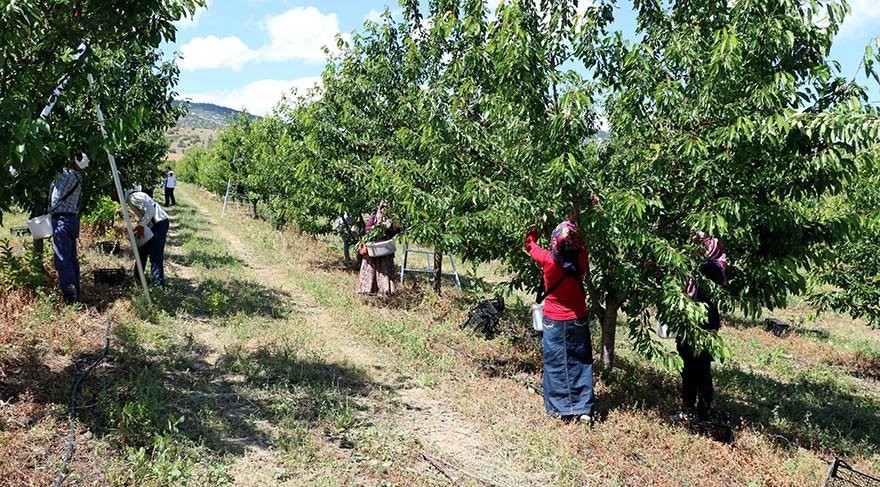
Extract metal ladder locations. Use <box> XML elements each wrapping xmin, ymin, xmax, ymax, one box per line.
<box><xmin>398</xmin><ymin>237</ymin><xmax>462</xmax><ymax>290</ymax></box>
<box><xmin>220</xmin><ymin>181</ymin><xmax>255</xmax><ymax>218</ymax></box>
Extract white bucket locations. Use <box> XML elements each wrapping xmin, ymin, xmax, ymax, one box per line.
<box><xmin>27</xmin><ymin>214</ymin><xmax>53</xmax><ymax>239</ymax></box>
<box><xmin>530</xmin><ymin>302</ymin><xmax>544</xmax><ymax>332</ymax></box>
<box><xmin>135</xmin><ymin>225</ymin><xmax>153</xmax><ymax>248</ymax></box>
<box><xmin>655</xmin><ymin>319</ymin><xmax>676</xmax><ymax>339</ymax></box>
<box><xmin>366</xmin><ymin>238</ymin><xmax>396</xmax><ymax>257</ymax></box>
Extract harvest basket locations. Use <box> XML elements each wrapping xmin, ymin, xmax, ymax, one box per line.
<box><xmin>26</xmin><ymin>215</ymin><xmax>53</xmax><ymax>239</ymax></box>
<box><xmin>94</xmin><ymin>268</ymin><xmax>126</xmax><ymax>286</ymax></box>
<box><xmin>366</xmin><ymin>239</ymin><xmax>396</xmax><ymax>257</ymax></box>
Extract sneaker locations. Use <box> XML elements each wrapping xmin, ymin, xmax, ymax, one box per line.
<box><xmin>577</xmin><ymin>414</ymin><xmax>593</xmax><ymax>424</ymax></box>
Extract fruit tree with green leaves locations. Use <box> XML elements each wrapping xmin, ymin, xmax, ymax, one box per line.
<box><xmin>579</xmin><ymin>0</ymin><xmax>880</xmax><ymax>368</ymax></box>
<box><xmin>0</xmin><ymin>0</ymin><xmax>203</xmax><ymax>222</ymax></box>
<box><xmin>177</xmin><ymin>0</ymin><xmax>880</xmax><ymax>370</ymax></box>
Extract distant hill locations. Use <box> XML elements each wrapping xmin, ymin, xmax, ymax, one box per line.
<box><xmin>173</xmin><ymin>101</ymin><xmax>258</xmax><ymax>130</ymax></box>
<box><xmin>166</xmin><ymin>102</ymin><xmax>258</xmax><ymax>159</ymax></box>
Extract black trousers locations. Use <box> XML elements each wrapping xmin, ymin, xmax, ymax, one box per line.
<box><xmin>164</xmin><ymin>187</ymin><xmax>175</xmax><ymax>206</ymax></box>
<box><xmin>677</xmin><ymin>340</ymin><xmax>713</xmax><ymax>416</ymax></box>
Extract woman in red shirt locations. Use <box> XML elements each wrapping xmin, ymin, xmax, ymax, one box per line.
<box><xmin>524</xmin><ymin>216</ymin><xmax>595</xmax><ymax>422</ymax></box>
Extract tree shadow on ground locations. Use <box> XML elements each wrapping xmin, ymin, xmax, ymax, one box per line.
<box><xmin>590</xmin><ymin>352</ymin><xmax>880</xmax><ymax>456</ymax></box>
<box><xmin>157</xmin><ymin>275</ymin><xmax>292</xmax><ymax>319</ymax></box>
<box><xmin>724</xmin><ymin>314</ymin><xmax>831</xmax><ymax>341</ymax></box>
<box><xmin>357</xmin><ymin>281</ymin><xmax>426</xmax><ymax>311</ymax></box>
<box><xmin>716</xmin><ymin>364</ymin><xmax>880</xmax><ymax>454</ymax></box>
<box><xmin>176</xmin><ymin>248</ymin><xmax>243</xmax><ymax>270</ymax></box>
<box><xmin>0</xmin><ymin>320</ymin><xmax>386</xmax><ymax>460</ymax></box>
<box><xmin>79</xmin><ymin>279</ymin><xmax>136</xmax><ymax>313</ymax></box>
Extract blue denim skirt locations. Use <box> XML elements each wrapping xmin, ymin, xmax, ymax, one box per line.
<box><xmin>542</xmin><ymin>316</ymin><xmax>595</xmax><ymax>416</ymax></box>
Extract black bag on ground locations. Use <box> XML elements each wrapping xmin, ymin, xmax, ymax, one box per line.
<box><xmin>461</xmin><ymin>298</ymin><xmax>505</xmax><ymax>339</ymax></box>
<box><xmin>677</xmin><ymin>409</ymin><xmax>733</xmax><ymax>443</ymax></box>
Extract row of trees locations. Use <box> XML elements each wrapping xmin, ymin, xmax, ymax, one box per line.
<box><xmin>177</xmin><ymin>0</ymin><xmax>880</xmax><ymax>369</ymax></box>
<box><xmin>1</xmin><ymin>0</ymin><xmax>204</xmax><ymax>222</ymax></box>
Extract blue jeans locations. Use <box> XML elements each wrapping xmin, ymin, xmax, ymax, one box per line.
<box><xmin>137</xmin><ymin>219</ymin><xmax>169</xmax><ymax>286</ymax></box>
<box><xmin>542</xmin><ymin>316</ymin><xmax>595</xmax><ymax>416</ymax></box>
<box><xmin>52</xmin><ymin>214</ymin><xmax>81</xmax><ymax>303</ymax></box>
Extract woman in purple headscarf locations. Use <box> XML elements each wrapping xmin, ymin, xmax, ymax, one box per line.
<box><xmin>674</xmin><ymin>232</ymin><xmax>729</xmax><ymax>421</ymax></box>
<box><xmin>524</xmin><ymin>207</ymin><xmax>596</xmax><ymax>423</ymax></box>
<box><xmin>356</xmin><ymin>202</ymin><xmax>400</xmax><ymax>295</ymax></box>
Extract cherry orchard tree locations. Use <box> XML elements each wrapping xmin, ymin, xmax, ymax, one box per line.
<box><xmin>809</xmin><ymin>161</ymin><xmax>880</xmax><ymax>327</ymax></box>
<box><xmin>219</xmin><ymin>0</ymin><xmax>604</xmax><ymax>294</ymax></box>
<box><xmin>579</xmin><ymin>0</ymin><xmax>880</xmax><ymax>368</ymax></box>
<box><xmin>372</xmin><ymin>0</ymin><xmax>606</xmax><ymax>293</ymax></box>
<box><xmin>0</xmin><ymin>0</ymin><xmax>202</xmax><ymax>221</ymax></box>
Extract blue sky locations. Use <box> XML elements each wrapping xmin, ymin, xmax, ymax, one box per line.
<box><xmin>164</xmin><ymin>0</ymin><xmax>880</xmax><ymax>115</ymax></box>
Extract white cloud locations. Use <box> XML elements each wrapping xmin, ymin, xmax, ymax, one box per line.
<box><xmin>365</xmin><ymin>6</ymin><xmax>403</xmax><ymax>25</ymax></box>
<box><xmin>366</xmin><ymin>9</ymin><xmax>383</xmax><ymax>23</ymax></box>
<box><xmin>838</xmin><ymin>0</ymin><xmax>880</xmax><ymax>37</ymax></box>
<box><xmin>258</xmin><ymin>7</ymin><xmax>346</xmax><ymax>63</ymax></box>
<box><xmin>182</xmin><ymin>77</ymin><xmax>322</xmax><ymax>116</ymax></box>
<box><xmin>179</xmin><ymin>7</ymin><xmax>346</xmax><ymax>71</ymax></box>
<box><xmin>179</xmin><ymin>35</ymin><xmax>256</xmax><ymax>71</ymax></box>
<box><xmin>175</xmin><ymin>0</ymin><xmax>213</xmax><ymax>28</ymax></box>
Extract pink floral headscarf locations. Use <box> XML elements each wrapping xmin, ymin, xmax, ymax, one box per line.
<box><xmin>550</xmin><ymin>220</ymin><xmax>586</xmax><ymax>275</ymax></box>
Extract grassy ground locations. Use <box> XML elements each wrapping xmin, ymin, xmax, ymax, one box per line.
<box><xmin>1</xmin><ymin>183</ymin><xmax>879</xmax><ymax>486</ymax></box>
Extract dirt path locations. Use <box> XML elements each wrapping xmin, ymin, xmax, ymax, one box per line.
<box><xmin>178</xmin><ymin>187</ymin><xmax>547</xmax><ymax>486</ymax></box>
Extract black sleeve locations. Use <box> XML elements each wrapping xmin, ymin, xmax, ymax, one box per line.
<box><xmin>699</xmin><ymin>260</ymin><xmax>726</xmax><ymax>286</ymax></box>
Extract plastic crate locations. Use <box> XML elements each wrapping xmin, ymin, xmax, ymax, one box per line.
<box><xmin>95</xmin><ymin>240</ymin><xmax>120</xmax><ymax>255</ymax></box>
<box><xmin>94</xmin><ymin>268</ymin><xmax>126</xmax><ymax>286</ymax></box>
<box><xmin>763</xmin><ymin>318</ymin><xmax>790</xmax><ymax>337</ymax></box>
<box><xmin>10</xmin><ymin>226</ymin><xmax>30</xmax><ymax>237</ymax></box>
<box><xmin>825</xmin><ymin>458</ymin><xmax>880</xmax><ymax>487</ymax></box>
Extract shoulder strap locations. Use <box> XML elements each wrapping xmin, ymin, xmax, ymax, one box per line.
<box><xmin>536</xmin><ymin>272</ymin><xmax>587</xmax><ymax>304</ymax></box>
<box><xmin>536</xmin><ymin>274</ymin><xmax>567</xmax><ymax>304</ymax></box>
<box><xmin>48</xmin><ymin>173</ymin><xmax>82</xmax><ymax>214</ymax></box>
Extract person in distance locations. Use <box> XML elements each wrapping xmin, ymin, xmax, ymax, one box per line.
<box><xmin>356</xmin><ymin>202</ymin><xmax>401</xmax><ymax>295</ymax></box>
<box><xmin>673</xmin><ymin>232</ymin><xmax>728</xmax><ymax>422</ymax></box>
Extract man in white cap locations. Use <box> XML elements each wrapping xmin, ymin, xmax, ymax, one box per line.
<box><xmin>49</xmin><ymin>153</ymin><xmax>88</xmax><ymax>303</ymax></box>
<box><xmin>124</xmin><ymin>187</ymin><xmax>170</xmax><ymax>286</ymax></box>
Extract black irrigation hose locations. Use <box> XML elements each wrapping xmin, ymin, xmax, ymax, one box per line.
<box><xmin>54</xmin><ymin>318</ymin><xmax>112</xmax><ymax>487</ymax></box>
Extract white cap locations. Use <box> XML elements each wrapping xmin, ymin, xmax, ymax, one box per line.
<box><xmin>75</xmin><ymin>153</ymin><xmax>89</xmax><ymax>169</ymax></box>
<box><xmin>124</xmin><ymin>185</ymin><xmax>143</xmax><ymax>200</ymax></box>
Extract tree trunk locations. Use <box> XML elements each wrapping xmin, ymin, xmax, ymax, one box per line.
<box><xmin>601</xmin><ymin>292</ymin><xmax>620</xmax><ymax>370</ymax></box>
<box><xmin>28</xmin><ymin>205</ymin><xmax>47</xmax><ymax>274</ymax></box>
<box><xmin>433</xmin><ymin>251</ymin><xmax>442</xmax><ymax>295</ymax></box>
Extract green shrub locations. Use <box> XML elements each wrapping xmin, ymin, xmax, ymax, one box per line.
<box><xmin>0</xmin><ymin>239</ymin><xmax>47</xmax><ymax>291</ymax></box>
<box><xmin>175</xmin><ymin>146</ymin><xmax>230</xmax><ymax>195</ymax></box>
<box><xmin>82</xmin><ymin>196</ymin><xmax>120</xmax><ymax>237</ymax></box>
